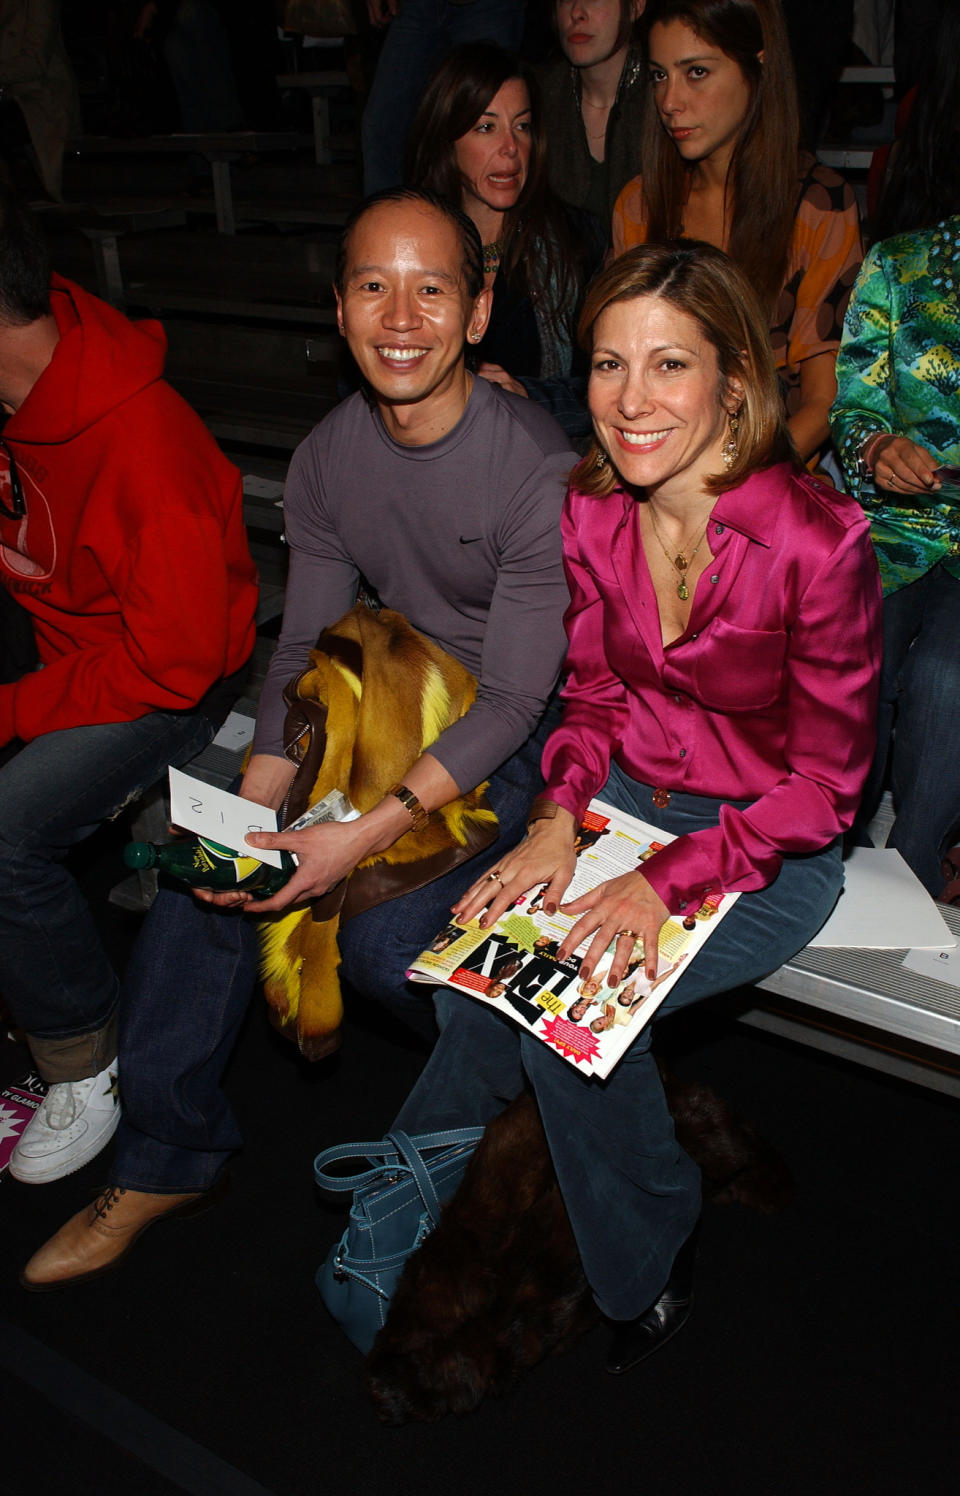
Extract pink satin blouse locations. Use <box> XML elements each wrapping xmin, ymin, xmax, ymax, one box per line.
<box><xmin>540</xmin><ymin>462</ymin><xmax>883</xmax><ymax>912</ymax></box>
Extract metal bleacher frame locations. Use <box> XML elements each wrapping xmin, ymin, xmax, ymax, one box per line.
<box><xmin>747</xmin><ymin>904</ymin><xmax>960</xmax><ymax>1099</ymax></box>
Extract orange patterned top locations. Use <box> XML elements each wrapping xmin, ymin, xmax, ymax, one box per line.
<box><xmin>611</xmin><ymin>156</ymin><xmax>863</xmax><ymax>415</ymax></box>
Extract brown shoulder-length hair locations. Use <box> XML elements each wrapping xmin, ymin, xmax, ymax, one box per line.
<box><xmin>571</xmin><ymin>240</ymin><xmax>794</xmax><ymax>497</ymax></box>
<box><xmin>405</xmin><ymin>41</ymin><xmax>584</xmax><ymax>334</ymax></box>
<box><xmin>640</xmin><ymin>0</ymin><xmax>800</xmax><ymax>315</ymax></box>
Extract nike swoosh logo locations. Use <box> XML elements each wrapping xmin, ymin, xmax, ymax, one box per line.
<box><xmin>459</xmin><ymin>535</ymin><xmax>483</xmax><ymax>544</ymax></box>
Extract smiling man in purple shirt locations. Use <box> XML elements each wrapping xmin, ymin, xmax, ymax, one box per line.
<box><xmin>20</xmin><ymin>188</ymin><xmax>574</xmax><ymax>1291</ymax></box>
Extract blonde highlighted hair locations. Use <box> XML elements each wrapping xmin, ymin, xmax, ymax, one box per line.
<box><xmin>571</xmin><ymin>239</ymin><xmax>794</xmax><ymax>497</ymax></box>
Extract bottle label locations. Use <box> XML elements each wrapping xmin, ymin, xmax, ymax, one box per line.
<box><xmin>196</xmin><ymin>837</ymin><xmax>262</xmax><ymax>881</ymax></box>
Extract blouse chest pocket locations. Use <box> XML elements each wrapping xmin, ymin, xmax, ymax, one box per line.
<box><xmin>683</xmin><ymin>618</ymin><xmax>789</xmax><ymax>713</ymax></box>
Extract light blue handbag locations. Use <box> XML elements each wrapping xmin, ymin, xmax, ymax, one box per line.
<box><xmin>314</xmin><ymin>1126</ymin><xmax>484</xmax><ymax>1354</ymax></box>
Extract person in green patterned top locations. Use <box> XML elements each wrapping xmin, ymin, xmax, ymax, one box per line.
<box><xmin>831</xmin><ymin>214</ymin><xmax>960</xmax><ymax>895</ymax></box>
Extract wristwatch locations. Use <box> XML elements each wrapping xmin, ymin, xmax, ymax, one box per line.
<box><xmin>387</xmin><ymin>782</ymin><xmax>430</xmax><ymax>834</ymax></box>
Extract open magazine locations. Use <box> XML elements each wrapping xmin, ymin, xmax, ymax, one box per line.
<box><xmin>408</xmin><ymin>798</ymin><xmax>739</xmax><ymax>1079</ymax></box>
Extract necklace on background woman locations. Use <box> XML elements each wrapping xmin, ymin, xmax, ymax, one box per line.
<box><xmin>482</xmin><ymin>238</ymin><xmax>504</xmax><ymax>275</ymax></box>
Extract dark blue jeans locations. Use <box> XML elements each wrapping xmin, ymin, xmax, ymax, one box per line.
<box><xmin>111</xmin><ymin>733</ymin><xmax>547</xmax><ymax>1194</ymax></box>
<box><xmin>393</xmin><ymin>766</ymin><xmax>844</xmax><ymax>1320</ymax></box>
<box><xmin>861</xmin><ymin>564</ymin><xmax>960</xmax><ymax>895</ymax></box>
<box><xmin>360</xmin><ymin>0</ymin><xmax>527</xmax><ymax>194</ymax></box>
<box><xmin>0</xmin><ymin>710</ymin><xmax>215</xmax><ymax>1079</ymax></box>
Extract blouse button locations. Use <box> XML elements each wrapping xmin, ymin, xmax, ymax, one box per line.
<box><xmin>690</xmin><ymin>632</ymin><xmax>699</xmax><ymax>640</ymax></box>
<box><xmin>710</xmin><ymin>574</ymin><xmax>719</xmax><ymax>584</ymax></box>
<box><xmin>679</xmin><ymin>748</ymin><xmax>687</xmax><ymax>758</ymax></box>
<box><xmin>714</xmin><ymin>524</ymin><xmax>725</xmax><ymax>535</ymax></box>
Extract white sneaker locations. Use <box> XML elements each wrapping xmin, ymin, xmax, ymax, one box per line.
<box><xmin>9</xmin><ymin>1062</ymin><xmax>120</xmax><ymax>1184</ymax></box>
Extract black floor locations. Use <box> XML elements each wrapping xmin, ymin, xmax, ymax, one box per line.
<box><xmin>2</xmin><ymin>827</ymin><xmax>959</xmax><ymax>1495</ymax></box>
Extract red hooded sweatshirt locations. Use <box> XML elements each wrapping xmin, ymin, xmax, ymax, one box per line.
<box><xmin>0</xmin><ymin>275</ymin><xmax>258</xmax><ymax>746</ymax></box>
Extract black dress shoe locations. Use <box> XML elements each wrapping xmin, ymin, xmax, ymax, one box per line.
<box><xmin>605</xmin><ymin>1225</ymin><xmax>698</xmax><ymax>1375</ymax></box>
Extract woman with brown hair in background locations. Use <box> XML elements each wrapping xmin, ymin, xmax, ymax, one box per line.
<box><xmin>612</xmin><ymin>0</ymin><xmax>861</xmax><ymax>462</ymax></box>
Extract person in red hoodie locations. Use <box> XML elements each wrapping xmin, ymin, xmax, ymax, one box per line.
<box><xmin>0</xmin><ymin>190</ymin><xmax>258</xmax><ymax>1184</ymax></box>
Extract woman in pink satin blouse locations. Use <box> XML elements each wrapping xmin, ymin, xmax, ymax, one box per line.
<box><xmin>392</xmin><ymin>241</ymin><xmax>882</xmax><ymax>1375</ymax></box>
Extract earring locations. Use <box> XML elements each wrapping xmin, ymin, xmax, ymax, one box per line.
<box><xmin>470</xmin><ymin>331</ymin><xmax>481</xmax><ymax>342</ymax></box>
<box><xmin>594</xmin><ymin>448</ymin><xmax>608</xmax><ymax>470</ymax></box>
<box><xmin>722</xmin><ymin>411</ymin><xmax>740</xmax><ymax>470</ymax></box>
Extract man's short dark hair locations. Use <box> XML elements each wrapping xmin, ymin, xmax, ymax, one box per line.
<box><xmin>334</xmin><ymin>187</ymin><xmax>484</xmax><ymax>299</ymax></box>
<box><xmin>0</xmin><ymin>190</ymin><xmax>51</xmax><ymax>326</ymax></box>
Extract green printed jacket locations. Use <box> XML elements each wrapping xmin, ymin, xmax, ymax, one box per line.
<box><xmin>831</xmin><ymin>215</ymin><xmax>960</xmax><ymax>594</ymax></box>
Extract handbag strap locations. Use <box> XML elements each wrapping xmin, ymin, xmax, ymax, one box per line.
<box><xmin>386</xmin><ymin>1129</ymin><xmax>444</xmax><ymax>1224</ymax></box>
<box><xmin>313</xmin><ymin>1125</ymin><xmax>484</xmax><ymax>1194</ymax></box>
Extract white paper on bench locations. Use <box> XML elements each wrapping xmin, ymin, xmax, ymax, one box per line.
<box><xmin>211</xmin><ymin>710</ymin><xmax>256</xmax><ymax>752</ymax></box>
<box><xmin>243</xmin><ymin>475</ymin><xmax>285</xmax><ymax>502</ymax></box>
<box><xmin>168</xmin><ymin>767</ymin><xmax>283</xmax><ymax>867</ymax></box>
<box><xmin>807</xmin><ymin>847</ymin><xmax>955</xmax><ymax>950</ymax></box>
<box><xmin>901</xmin><ymin>944</ymin><xmax>960</xmax><ymax>987</ymax></box>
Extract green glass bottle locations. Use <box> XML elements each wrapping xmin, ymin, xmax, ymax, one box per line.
<box><xmin>123</xmin><ymin>837</ymin><xmax>295</xmax><ymax>898</ymax></box>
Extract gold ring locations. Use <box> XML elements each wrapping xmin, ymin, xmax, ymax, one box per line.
<box><xmin>487</xmin><ymin>871</ymin><xmax>503</xmax><ymax>883</ymax></box>
<box><xmin>616</xmin><ymin>928</ymin><xmax>636</xmax><ymax>939</ymax></box>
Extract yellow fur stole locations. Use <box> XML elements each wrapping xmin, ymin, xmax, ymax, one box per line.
<box><xmin>258</xmin><ymin>605</ymin><xmax>498</xmax><ymax>1058</ymax></box>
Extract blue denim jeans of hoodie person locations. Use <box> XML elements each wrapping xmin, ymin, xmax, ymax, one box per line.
<box><xmin>0</xmin><ymin>709</ymin><xmax>216</xmax><ymax>1083</ymax></box>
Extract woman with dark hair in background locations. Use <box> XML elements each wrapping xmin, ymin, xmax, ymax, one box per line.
<box><xmin>831</xmin><ymin>3</ymin><xmax>960</xmax><ymax>899</ymax></box>
<box><xmin>407</xmin><ymin>40</ymin><xmax>603</xmax><ymax>439</ymax></box>
<box><xmin>612</xmin><ymin>0</ymin><xmax>862</xmax><ymax>462</ymax></box>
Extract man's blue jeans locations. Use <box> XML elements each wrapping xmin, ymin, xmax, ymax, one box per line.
<box><xmin>393</xmin><ymin>767</ymin><xmax>844</xmax><ymax>1321</ymax></box>
<box><xmin>361</xmin><ymin>0</ymin><xmax>527</xmax><ymax>195</ymax></box>
<box><xmin>861</xmin><ymin>564</ymin><xmax>960</xmax><ymax>895</ymax></box>
<box><xmin>111</xmin><ymin>731</ymin><xmax>547</xmax><ymax>1194</ymax></box>
<box><xmin>0</xmin><ymin>710</ymin><xmax>216</xmax><ymax>1082</ymax></box>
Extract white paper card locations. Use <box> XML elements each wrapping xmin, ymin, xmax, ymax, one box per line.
<box><xmin>167</xmin><ymin>768</ymin><xmax>283</xmax><ymax>867</ymax></box>
<box><xmin>211</xmin><ymin>710</ymin><xmax>256</xmax><ymax>752</ymax></box>
<box><xmin>809</xmin><ymin>847</ymin><xmax>955</xmax><ymax>949</ymax></box>
<box><xmin>901</xmin><ymin>944</ymin><xmax>960</xmax><ymax>987</ymax></box>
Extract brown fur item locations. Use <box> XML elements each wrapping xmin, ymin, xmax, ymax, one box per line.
<box><xmin>658</xmin><ymin>1062</ymin><xmax>795</xmax><ymax>1213</ymax></box>
<box><xmin>365</xmin><ymin>1093</ymin><xmax>596</xmax><ymax>1425</ymax></box>
<box><xmin>258</xmin><ymin>605</ymin><xmax>497</xmax><ymax>1058</ymax></box>
<box><xmin>365</xmin><ymin>1075</ymin><xmax>793</xmax><ymax>1423</ymax></box>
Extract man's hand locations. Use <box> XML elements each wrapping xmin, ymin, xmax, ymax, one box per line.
<box><xmin>477</xmin><ymin>362</ymin><xmax>528</xmax><ymax>398</ymax></box>
<box><xmin>194</xmin><ymin>817</ymin><xmax>378</xmax><ymax>913</ymax></box>
<box><xmin>366</xmin><ymin>0</ymin><xmax>399</xmax><ymax>25</ymax></box>
<box><xmin>558</xmin><ymin>869</ymin><xmax>670</xmax><ymax>984</ymax></box>
<box><xmin>190</xmin><ymin>751</ymin><xmax>296</xmax><ymax>910</ymax></box>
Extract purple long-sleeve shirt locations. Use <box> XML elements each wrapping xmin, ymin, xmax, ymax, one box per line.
<box><xmin>541</xmin><ymin>463</ymin><xmax>883</xmax><ymax>911</ymax></box>
<box><xmin>253</xmin><ymin>378</ymin><xmax>574</xmax><ymax>791</ymax></box>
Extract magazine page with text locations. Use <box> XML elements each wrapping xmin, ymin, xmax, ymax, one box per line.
<box><xmin>408</xmin><ymin>799</ymin><xmax>740</xmax><ymax>1079</ymax></box>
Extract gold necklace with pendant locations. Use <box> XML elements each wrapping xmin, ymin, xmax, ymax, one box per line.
<box><xmin>646</xmin><ymin>507</ymin><xmax>711</xmax><ymax>601</ymax></box>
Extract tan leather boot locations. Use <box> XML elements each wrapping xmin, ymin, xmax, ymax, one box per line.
<box><xmin>19</xmin><ymin>1180</ymin><xmax>226</xmax><ymax>1290</ymax></box>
